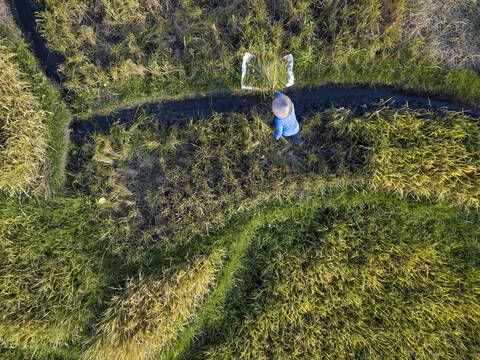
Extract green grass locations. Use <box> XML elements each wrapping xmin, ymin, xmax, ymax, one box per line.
<box><xmin>0</xmin><ymin>25</ymin><xmax>70</xmax><ymax>196</ymax></box>
<box><xmin>0</xmin><ymin>195</ymin><xmax>126</xmax><ymax>351</ymax></box>
<box><xmin>35</xmin><ymin>0</ymin><xmax>480</xmax><ymax>114</ymax></box>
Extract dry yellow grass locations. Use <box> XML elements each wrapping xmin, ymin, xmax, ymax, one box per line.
<box><xmin>403</xmin><ymin>0</ymin><xmax>480</xmax><ymax>69</ymax></box>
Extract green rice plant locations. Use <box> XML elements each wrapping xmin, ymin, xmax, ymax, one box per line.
<box><xmin>0</xmin><ymin>196</ymin><xmax>123</xmax><ymax>350</ymax></box>
<box><xmin>206</xmin><ymin>192</ymin><xmax>480</xmax><ymax>359</ymax></box>
<box><xmin>84</xmin><ymin>251</ymin><xmax>223</xmax><ymax>360</ymax></box>
<box><xmin>243</xmin><ymin>50</ymin><xmax>288</xmax><ymax>89</ymax></box>
<box><xmin>0</xmin><ymin>42</ymin><xmax>48</xmax><ymax>196</ymax></box>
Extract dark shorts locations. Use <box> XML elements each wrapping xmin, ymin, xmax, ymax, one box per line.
<box><xmin>288</xmin><ymin>131</ymin><xmax>303</xmax><ymax>145</ymax></box>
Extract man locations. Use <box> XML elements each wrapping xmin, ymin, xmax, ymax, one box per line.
<box><xmin>271</xmin><ymin>90</ymin><xmax>303</xmax><ymax>145</ymax></box>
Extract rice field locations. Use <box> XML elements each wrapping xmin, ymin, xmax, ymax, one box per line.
<box><xmin>205</xmin><ymin>191</ymin><xmax>480</xmax><ymax>359</ymax></box>
<box><xmin>0</xmin><ymin>25</ymin><xmax>70</xmax><ymax>197</ymax></box>
<box><xmin>66</xmin><ymin>105</ymin><xmax>480</xmax><ymax>262</ymax></box>
<box><xmin>1</xmin><ymin>0</ymin><xmax>480</xmax><ymax>358</ymax></box>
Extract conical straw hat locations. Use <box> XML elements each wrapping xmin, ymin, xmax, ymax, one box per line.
<box><xmin>272</xmin><ymin>94</ymin><xmax>292</xmax><ymax>119</ymax></box>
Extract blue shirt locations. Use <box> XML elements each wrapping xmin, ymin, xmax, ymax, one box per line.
<box><xmin>274</xmin><ymin>91</ymin><xmax>299</xmax><ymax>139</ymax></box>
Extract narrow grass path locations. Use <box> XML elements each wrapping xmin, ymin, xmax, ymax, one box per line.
<box><xmin>155</xmin><ymin>185</ymin><xmax>345</xmax><ymax>359</ymax></box>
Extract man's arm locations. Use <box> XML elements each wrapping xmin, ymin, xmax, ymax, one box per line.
<box><xmin>274</xmin><ymin>118</ymin><xmax>283</xmax><ymax>140</ymax></box>
<box><xmin>273</xmin><ymin>88</ymin><xmax>283</xmax><ymax>96</ymax></box>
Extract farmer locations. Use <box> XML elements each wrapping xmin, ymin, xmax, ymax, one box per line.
<box><xmin>272</xmin><ymin>90</ymin><xmax>303</xmax><ymax>145</ymax></box>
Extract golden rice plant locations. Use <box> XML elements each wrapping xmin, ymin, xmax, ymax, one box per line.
<box><xmin>328</xmin><ymin>106</ymin><xmax>480</xmax><ymax>208</ymax></box>
<box><xmin>0</xmin><ymin>43</ymin><xmax>48</xmax><ymax>196</ymax></box>
<box><xmin>84</xmin><ymin>251</ymin><xmax>223</xmax><ymax>360</ymax></box>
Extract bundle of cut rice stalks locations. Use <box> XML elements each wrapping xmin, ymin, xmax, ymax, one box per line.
<box><xmin>241</xmin><ymin>51</ymin><xmax>294</xmax><ymax>90</ymax></box>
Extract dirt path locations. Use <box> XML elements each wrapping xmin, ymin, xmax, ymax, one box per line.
<box><xmin>11</xmin><ymin>0</ymin><xmax>480</xmax><ymax>150</ymax></box>
<box><xmin>69</xmin><ymin>84</ymin><xmax>480</xmax><ymax>146</ymax></box>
